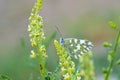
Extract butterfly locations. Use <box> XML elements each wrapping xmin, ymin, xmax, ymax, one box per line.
<box><xmin>60</xmin><ymin>37</ymin><xmax>93</xmax><ymax>59</ymax></box>
<box><xmin>56</xmin><ymin>26</ymin><xmax>93</xmax><ymax>59</ymax></box>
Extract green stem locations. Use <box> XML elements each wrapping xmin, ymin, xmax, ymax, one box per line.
<box><xmin>105</xmin><ymin>30</ymin><xmax>120</xmax><ymax>80</ymax></box>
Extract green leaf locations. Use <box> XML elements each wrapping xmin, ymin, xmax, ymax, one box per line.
<box><xmin>44</xmin><ymin>31</ymin><xmax>57</xmax><ymax>48</ymax></box>
<box><xmin>0</xmin><ymin>74</ymin><xmax>11</xmax><ymax>80</ymax></box>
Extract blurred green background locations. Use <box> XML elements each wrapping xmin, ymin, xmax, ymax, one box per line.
<box><xmin>0</xmin><ymin>0</ymin><xmax>120</xmax><ymax>80</ymax></box>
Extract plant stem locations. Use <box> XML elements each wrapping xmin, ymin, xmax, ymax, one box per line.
<box><xmin>105</xmin><ymin>30</ymin><xmax>120</xmax><ymax>80</ymax></box>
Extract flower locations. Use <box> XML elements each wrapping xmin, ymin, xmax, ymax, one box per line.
<box><xmin>28</xmin><ymin>0</ymin><xmax>47</xmax><ymax>77</ymax></box>
<box><xmin>54</xmin><ymin>40</ymin><xmax>75</xmax><ymax>80</ymax></box>
<box><xmin>30</xmin><ymin>50</ymin><xmax>37</xmax><ymax>58</ymax></box>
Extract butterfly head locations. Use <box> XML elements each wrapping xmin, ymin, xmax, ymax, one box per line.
<box><xmin>60</xmin><ymin>37</ymin><xmax>65</xmax><ymax>46</ymax></box>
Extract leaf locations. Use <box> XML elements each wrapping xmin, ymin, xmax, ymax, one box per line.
<box><xmin>44</xmin><ymin>31</ymin><xmax>57</xmax><ymax>48</ymax></box>
<box><xmin>0</xmin><ymin>74</ymin><xmax>11</xmax><ymax>80</ymax></box>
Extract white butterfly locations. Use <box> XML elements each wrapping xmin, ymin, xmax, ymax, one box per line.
<box><xmin>60</xmin><ymin>37</ymin><xmax>93</xmax><ymax>59</ymax></box>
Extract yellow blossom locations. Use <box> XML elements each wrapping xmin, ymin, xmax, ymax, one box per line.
<box><xmin>30</xmin><ymin>50</ymin><xmax>37</xmax><ymax>58</ymax></box>
<box><xmin>28</xmin><ymin>0</ymin><xmax>47</xmax><ymax>77</ymax></box>
<box><xmin>54</xmin><ymin>40</ymin><xmax>75</xmax><ymax>80</ymax></box>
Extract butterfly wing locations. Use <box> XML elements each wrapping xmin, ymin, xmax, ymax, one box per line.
<box><xmin>64</xmin><ymin>38</ymin><xmax>93</xmax><ymax>59</ymax></box>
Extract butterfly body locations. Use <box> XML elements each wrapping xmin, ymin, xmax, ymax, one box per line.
<box><xmin>60</xmin><ymin>38</ymin><xmax>93</xmax><ymax>59</ymax></box>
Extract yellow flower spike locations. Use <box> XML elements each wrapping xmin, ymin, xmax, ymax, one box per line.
<box><xmin>54</xmin><ymin>40</ymin><xmax>75</xmax><ymax>80</ymax></box>
<box><xmin>79</xmin><ymin>52</ymin><xmax>95</xmax><ymax>80</ymax></box>
<box><xmin>28</xmin><ymin>0</ymin><xmax>47</xmax><ymax>77</ymax></box>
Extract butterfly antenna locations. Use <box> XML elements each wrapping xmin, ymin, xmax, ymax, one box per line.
<box><xmin>55</xmin><ymin>25</ymin><xmax>63</xmax><ymax>38</ymax></box>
